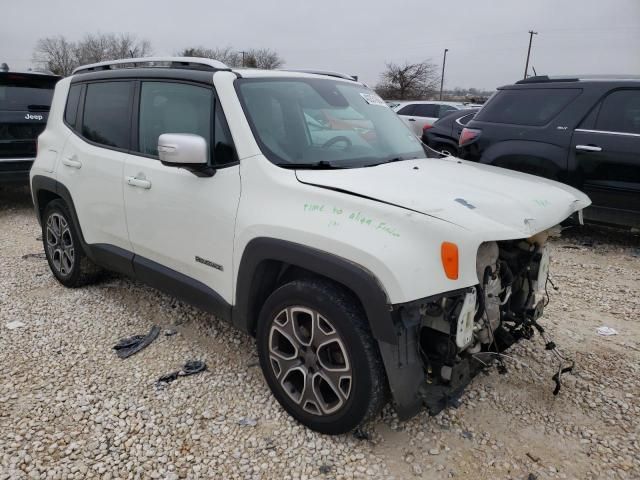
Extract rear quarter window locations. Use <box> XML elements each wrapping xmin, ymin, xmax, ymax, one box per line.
<box><xmin>474</xmin><ymin>88</ymin><xmax>581</xmax><ymax>126</ymax></box>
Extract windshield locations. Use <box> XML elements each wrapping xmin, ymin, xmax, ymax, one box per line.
<box><xmin>236</xmin><ymin>78</ymin><xmax>426</xmax><ymax>167</ymax></box>
<box><xmin>0</xmin><ymin>75</ymin><xmax>56</xmax><ymax>111</ymax></box>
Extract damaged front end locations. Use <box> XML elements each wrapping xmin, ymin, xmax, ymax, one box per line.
<box><xmin>380</xmin><ymin>229</ymin><xmax>567</xmax><ymax>420</ymax></box>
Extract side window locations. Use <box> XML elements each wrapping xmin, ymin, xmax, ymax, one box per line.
<box><xmin>595</xmin><ymin>90</ymin><xmax>640</xmax><ymax>134</ymax></box>
<box><xmin>82</xmin><ymin>82</ymin><xmax>132</xmax><ymax>149</ymax></box>
<box><xmin>213</xmin><ymin>103</ymin><xmax>237</xmax><ymax>166</ymax></box>
<box><xmin>458</xmin><ymin>113</ymin><xmax>476</xmax><ymax>126</ymax></box>
<box><xmin>138</xmin><ymin>82</ymin><xmax>212</xmax><ymax>157</ymax></box>
<box><xmin>438</xmin><ymin>105</ymin><xmax>457</xmax><ymax>118</ymax></box>
<box><xmin>413</xmin><ymin>104</ymin><xmax>439</xmax><ymax>118</ymax></box>
<box><xmin>64</xmin><ymin>84</ymin><xmax>82</xmax><ymax>128</ymax></box>
<box><xmin>474</xmin><ymin>88</ymin><xmax>582</xmax><ymax>126</ymax></box>
<box><xmin>396</xmin><ymin>104</ymin><xmax>415</xmax><ymax>115</ymax></box>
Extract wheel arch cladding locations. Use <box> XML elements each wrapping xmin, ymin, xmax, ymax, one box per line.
<box><xmin>31</xmin><ymin>175</ymin><xmax>88</xmax><ymax>247</ymax></box>
<box><xmin>233</xmin><ymin>238</ymin><xmax>398</xmax><ymax>345</ymax></box>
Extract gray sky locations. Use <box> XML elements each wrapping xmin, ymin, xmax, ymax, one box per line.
<box><xmin>2</xmin><ymin>0</ymin><xmax>639</xmax><ymax>90</ymax></box>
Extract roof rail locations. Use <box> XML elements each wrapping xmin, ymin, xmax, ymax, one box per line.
<box><xmin>72</xmin><ymin>57</ymin><xmax>230</xmax><ymax>75</ymax></box>
<box><xmin>279</xmin><ymin>69</ymin><xmax>359</xmax><ymax>82</ymax></box>
<box><xmin>515</xmin><ymin>75</ymin><xmax>579</xmax><ymax>84</ymax></box>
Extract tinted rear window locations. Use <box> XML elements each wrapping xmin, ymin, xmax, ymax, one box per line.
<box><xmin>0</xmin><ymin>75</ymin><xmax>57</xmax><ymax>111</ymax></box>
<box><xmin>396</xmin><ymin>104</ymin><xmax>414</xmax><ymax>115</ymax></box>
<box><xmin>474</xmin><ymin>88</ymin><xmax>581</xmax><ymax>126</ymax></box>
<box><xmin>413</xmin><ymin>104</ymin><xmax>439</xmax><ymax>118</ymax></box>
<box><xmin>82</xmin><ymin>82</ymin><xmax>132</xmax><ymax>149</ymax></box>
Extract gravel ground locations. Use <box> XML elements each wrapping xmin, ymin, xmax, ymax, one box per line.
<box><xmin>1</xmin><ymin>185</ymin><xmax>639</xmax><ymax>480</ymax></box>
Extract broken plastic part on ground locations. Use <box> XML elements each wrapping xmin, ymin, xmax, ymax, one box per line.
<box><xmin>113</xmin><ymin>325</ymin><xmax>160</xmax><ymax>359</ymax></box>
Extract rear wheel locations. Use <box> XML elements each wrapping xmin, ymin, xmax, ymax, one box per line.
<box><xmin>257</xmin><ymin>279</ymin><xmax>387</xmax><ymax>434</ymax></box>
<box><xmin>42</xmin><ymin>199</ymin><xmax>102</xmax><ymax>287</ymax></box>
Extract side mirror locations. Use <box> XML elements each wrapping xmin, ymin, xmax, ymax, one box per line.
<box><xmin>158</xmin><ymin>133</ymin><xmax>215</xmax><ymax>177</ymax></box>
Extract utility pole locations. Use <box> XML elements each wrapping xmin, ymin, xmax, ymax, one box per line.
<box><xmin>523</xmin><ymin>30</ymin><xmax>538</xmax><ymax>79</ymax></box>
<box><xmin>240</xmin><ymin>51</ymin><xmax>247</xmax><ymax>67</ymax></box>
<box><xmin>439</xmin><ymin>48</ymin><xmax>448</xmax><ymax>100</ymax></box>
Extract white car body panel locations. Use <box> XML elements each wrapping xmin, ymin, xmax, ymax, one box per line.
<box><xmin>32</xmin><ymin>69</ymin><xmax>590</xmax><ymax>308</ymax></box>
<box><xmin>122</xmin><ymin>154</ymin><xmax>241</xmax><ymax>303</ymax></box>
<box><xmin>232</xmin><ymin>156</ymin><xmax>588</xmax><ymax>305</ymax></box>
<box><xmin>396</xmin><ymin>101</ymin><xmax>466</xmax><ymax>135</ymax></box>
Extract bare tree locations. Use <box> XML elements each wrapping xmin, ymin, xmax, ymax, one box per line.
<box><xmin>179</xmin><ymin>46</ymin><xmax>284</xmax><ymax>69</ymax></box>
<box><xmin>178</xmin><ymin>46</ymin><xmax>241</xmax><ymax>67</ymax></box>
<box><xmin>375</xmin><ymin>60</ymin><xmax>440</xmax><ymax>100</ymax></box>
<box><xmin>32</xmin><ymin>36</ymin><xmax>77</xmax><ymax>76</ymax></box>
<box><xmin>33</xmin><ymin>33</ymin><xmax>153</xmax><ymax>76</ymax></box>
<box><xmin>75</xmin><ymin>33</ymin><xmax>152</xmax><ymax>65</ymax></box>
<box><xmin>244</xmin><ymin>49</ymin><xmax>284</xmax><ymax>69</ymax></box>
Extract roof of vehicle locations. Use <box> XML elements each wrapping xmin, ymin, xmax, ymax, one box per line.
<box><xmin>70</xmin><ymin>56</ymin><xmax>363</xmax><ymax>85</ymax></box>
<box><xmin>503</xmin><ymin>75</ymin><xmax>640</xmax><ymax>89</ymax></box>
<box><xmin>0</xmin><ymin>70</ymin><xmax>60</xmax><ymax>80</ymax></box>
<box><xmin>395</xmin><ymin>100</ymin><xmax>466</xmax><ymax>106</ymax></box>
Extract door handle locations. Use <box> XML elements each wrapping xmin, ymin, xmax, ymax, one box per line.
<box><xmin>407</xmin><ymin>118</ymin><xmax>416</xmax><ymax>122</ymax></box>
<box><xmin>576</xmin><ymin>144</ymin><xmax>602</xmax><ymax>152</ymax></box>
<box><xmin>62</xmin><ymin>156</ymin><xmax>82</xmax><ymax>169</ymax></box>
<box><xmin>126</xmin><ymin>176</ymin><xmax>152</xmax><ymax>189</ymax></box>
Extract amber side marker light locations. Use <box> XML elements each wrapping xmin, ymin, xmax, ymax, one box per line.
<box><xmin>441</xmin><ymin>242</ymin><xmax>459</xmax><ymax>280</ymax></box>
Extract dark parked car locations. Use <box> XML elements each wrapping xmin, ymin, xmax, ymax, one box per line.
<box><xmin>459</xmin><ymin>75</ymin><xmax>640</xmax><ymax>229</ymax></box>
<box><xmin>0</xmin><ymin>66</ymin><xmax>59</xmax><ymax>184</ymax></box>
<box><xmin>422</xmin><ymin>108</ymin><xmax>478</xmax><ymax>156</ymax></box>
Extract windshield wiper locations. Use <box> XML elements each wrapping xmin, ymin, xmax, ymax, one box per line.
<box><xmin>277</xmin><ymin>160</ymin><xmax>347</xmax><ymax>170</ymax></box>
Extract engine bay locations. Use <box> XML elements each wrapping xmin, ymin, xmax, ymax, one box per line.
<box><xmin>414</xmin><ymin>229</ymin><xmax>573</xmax><ymax>413</ymax></box>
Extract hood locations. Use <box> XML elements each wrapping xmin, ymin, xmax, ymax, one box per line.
<box><xmin>295</xmin><ymin>157</ymin><xmax>591</xmax><ymax>239</ymax></box>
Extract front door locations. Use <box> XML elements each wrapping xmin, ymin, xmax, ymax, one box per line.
<box><xmin>571</xmin><ymin>89</ymin><xmax>640</xmax><ymax>227</ymax></box>
<box><xmin>123</xmin><ymin>80</ymin><xmax>240</xmax><ymax>305</ymax></box>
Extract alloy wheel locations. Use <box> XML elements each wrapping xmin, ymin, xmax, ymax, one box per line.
<box><xmin>268</xmin><ymin>306</ymin><xmax>352</xmax><ymax>416</ymax></box>
<box><xmin>45</xmin><ymin>212</ymin><xmax>75</xmax><ymax>276</ymax></box>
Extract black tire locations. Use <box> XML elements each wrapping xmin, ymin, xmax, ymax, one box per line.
<box><xmin>41</xmin><ymin>199</ymin><xmax>102</xmax><ymax>287</ymax></box>
<box><xmin>257</xmin><ymin>278</ymin><xmax>387</xmax><ymax>434</ymax></box>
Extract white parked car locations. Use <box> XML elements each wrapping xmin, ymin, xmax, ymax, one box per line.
<box><xmin>30</xmin><ymin>57</ymin><xmax>590</xmax><ymax>434</ymax></box>
<box><xmin>394</xmin><ymin>100</ymin><xmax>467</xmax><ymax>135</ymax></box>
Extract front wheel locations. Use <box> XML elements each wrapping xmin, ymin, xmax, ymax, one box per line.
<box><xmin>257</xmin><ymin>279</ymin><xmax>387</xmax><ymax>434</ymax></box>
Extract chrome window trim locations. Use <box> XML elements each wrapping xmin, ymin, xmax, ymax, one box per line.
<box><xmin>575</xmin><ymin>128</ymin><xmax>640</xmax><ymax>138</ymax></box>
<box><xmin>455</xmin><ymin>113</ymin><xmax>476</xmax><ymax>127</ymax></box>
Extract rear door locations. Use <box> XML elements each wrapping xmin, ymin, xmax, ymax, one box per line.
<box><xmin>571</xmin><ymin>89</ymin><xmax>640</xmax><ymax>226</ymax></box>
<box><xmin>58</xmin><ymin>80</ymin><xmax>133</xmax><ymax>250</ymax></box>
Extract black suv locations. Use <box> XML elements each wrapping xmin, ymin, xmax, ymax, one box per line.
<box><xmin>0</xmin><ymin>67</ymin><xmax>59</xmax><ymax>183</ymax></box>
<box><xmin>459</xmin><ymin>76</ymin><xmax>640</xmax><ymax>229</ymax></box>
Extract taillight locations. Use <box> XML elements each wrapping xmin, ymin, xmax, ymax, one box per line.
<box><xmin>423</xmin><ymin>124</ymin><xmax>434</xmax><ymax>131</ymax></box>
<box><xmin>459</xmin><ymin>127</ymin><xmax>481</xmax><ymax>146</ymax></box>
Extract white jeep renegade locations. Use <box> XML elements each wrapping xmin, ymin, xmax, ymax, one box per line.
<box><xmin>30</xmin><ymin>57</ymin><xmax>590</xmax><ymax>434</ymax></box>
